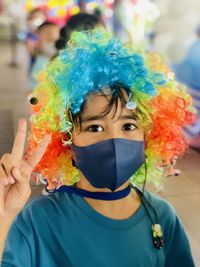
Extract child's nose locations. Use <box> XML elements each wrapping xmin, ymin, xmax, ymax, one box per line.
<box><xmin>104</xmin><ymin>128</ymin><xmax>124</xmax><ymax>140</ymax></box>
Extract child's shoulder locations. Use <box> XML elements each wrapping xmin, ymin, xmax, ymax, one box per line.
<box><xmin>26</xmin><ymin>191</ymin><xmax>71</xmax><ymax>209</ymax></box>
<box><xmin>143</xmin><ymin>190</ymin><xmax>177</xmax><ymax>222</ymax></box>
<box><xmin>14</xmin><ymin>192</ymin><xmax>71</xmax><ymax>223</ymax></box>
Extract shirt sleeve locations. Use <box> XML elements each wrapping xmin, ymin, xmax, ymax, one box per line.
<box><xmin>1</xmin><ymin>223</ymin><xmax>32</xmax><ymax>267</ymax></box>
<box><xmin>165</xmin><ymin>215</ymin><xmax>196</xmax><ymax>267</ymax></box>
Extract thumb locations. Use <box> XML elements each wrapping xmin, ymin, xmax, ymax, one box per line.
<box><xmin>11</xmin><ymin>166</ymin><xmax>30</xmax><ymax>187</ymax></box>
<box><xmin>10</xmin><ymin>166</ymin><xmax>31</xmax><ymax>201</ymax></box>
<box><xmin>11</xmin><ymin>167</ymin><xmax>21</xmax><ymax>180</ymax></box>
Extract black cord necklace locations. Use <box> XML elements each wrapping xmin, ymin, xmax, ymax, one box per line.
<box><xmin>132</xmin><ymin>185</ymin><xmax>164</xmax><ymax>249</ymax></box>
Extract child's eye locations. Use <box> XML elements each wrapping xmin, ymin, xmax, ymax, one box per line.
<box><xmin>122</xmin><ymin>123</ymin><xmax>137</xmax><ymax>131</ymax></box>
<box><xmin>88</xmin><ymin>125</ymin><xmax>104</xmax><ymax>132</ymax></box>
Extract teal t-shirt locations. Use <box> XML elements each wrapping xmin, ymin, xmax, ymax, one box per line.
<box><xmin>1</xmin><ymin>190</ymin><xmax>195</xmax><ymax>267</ymax></box>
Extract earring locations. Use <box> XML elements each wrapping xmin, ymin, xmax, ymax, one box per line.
<box><xmin>61</xmin><ymin>131</ymin><xmax>72</xmax><ymax>146</ymax></box>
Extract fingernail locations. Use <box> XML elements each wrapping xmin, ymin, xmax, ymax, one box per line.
<box><xmin>14</xmin><ymin>168</ymin><xmax>21</xmax><ymax>178</ymax></box>
<box><xmin>10</xmin><ymin>179</ymin><xmax>16</xmax><ymax>184</ymax></box>
<box><xmin>9</xmin><ymin>177</ymin><xmax>16</xmax><ymax>184</ymax></box>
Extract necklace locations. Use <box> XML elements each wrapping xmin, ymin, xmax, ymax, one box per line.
<box><xmin>54</xmin><ymin>184</ymin><xmax>131</xmax><ymax>201</ymax></box>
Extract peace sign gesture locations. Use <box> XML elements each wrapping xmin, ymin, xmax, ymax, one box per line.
<box><xmin>0</xmin><ymin>119</ymin><xmax>50</xmax><ymax>218</ymax></box>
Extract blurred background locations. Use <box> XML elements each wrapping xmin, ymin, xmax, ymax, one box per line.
<box><xmin>0</xmin><ymin>0</ymin><xmax>199</xmax><ymax>265</ymax></box>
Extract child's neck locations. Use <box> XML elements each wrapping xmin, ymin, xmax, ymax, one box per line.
<box><xmin>76</xmin><ymin>178</ymin><xmax>141</xmax><ymax>220</ymax></box>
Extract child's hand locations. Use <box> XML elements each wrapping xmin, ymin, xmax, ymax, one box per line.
<box><xmin>0</xmin><ymin>119</ymin><xmax>50</xmax><ymax>218</ymax></box>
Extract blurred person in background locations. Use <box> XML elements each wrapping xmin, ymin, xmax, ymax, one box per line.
<box><xmin>29</xmin><ymin>21</ymin><xmax>60</xmax><ymax>90</ymax></box>
<box><xmin>93</xmin><ymin>7</ymin><xmax>106</xmax><ymax>28</ymax></box>
<box><xmin>55</xmin><ymin>12</ymin><xmax>104</xmax><ymax>52</ymax></box>
<box><xmin>172</xmin><ymin>26</ymin><xmax>200</xmax><ymax>151</ymax></box>
<box><xmin>30</xmin><ymin>12</ymin><xmax>103</xmax><ymax>90</ymax></box>
<box><xmin>25</xmin><ymin>8</ymin><xmax>47</xmax><ymax>73</ymax></box>
<box><xmin>0</xmin><ymin>0</ymin><xmax>4</xmax><ymax>13</ymax></box>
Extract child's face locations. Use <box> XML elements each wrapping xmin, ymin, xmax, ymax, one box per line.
<box><xmin>72</xmin><ymin>90</ymin><xmax>144</xmax><ymax>147</ymax></box>
<box><xmin>38</xmin><ymin>25</ymin><xmax>60</xmax><ymax>43</ymax></box>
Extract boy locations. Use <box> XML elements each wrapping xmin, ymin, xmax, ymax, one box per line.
<box><xmin>0</xmin><ymin>30</ymin><xmax>196</xmax><ymax>266</ymax></box>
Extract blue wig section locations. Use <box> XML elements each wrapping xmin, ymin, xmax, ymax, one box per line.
<box><xmin>48</xmin><ymin>31</ymin><xmax>166</xmax><ymax>114</ymax></box>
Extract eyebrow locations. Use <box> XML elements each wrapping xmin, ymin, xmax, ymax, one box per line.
<box><xmin>81</xmin><ymin>114</ymin><xmax>137</xmax><ymax>123</ymax></box>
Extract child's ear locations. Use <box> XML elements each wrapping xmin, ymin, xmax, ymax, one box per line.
<box><xmin>71</xmin><ymin>127</ymin><xmax>78</xmax><ymax>145</ymax></box>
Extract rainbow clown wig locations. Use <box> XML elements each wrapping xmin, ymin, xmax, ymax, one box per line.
<box><xmin>26</xmin><ymin>30</ymin><xmax>196</xmax><ymax>190</ymax></box>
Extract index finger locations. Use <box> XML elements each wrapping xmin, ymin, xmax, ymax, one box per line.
<box><xmin>11</xmin><ymin>119</ymin><xmax>27</xmax><ymax>165</ymax></box>
<box><xmin>27</xmin><ymin>135</ymin><xmax>51</xmax><ymax>170</ymax></box>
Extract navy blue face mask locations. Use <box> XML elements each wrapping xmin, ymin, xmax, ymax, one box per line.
<box><xmin>71</xmin><ymin>138</ymin><xmax>145</xmax><ymax>192</ymax></box>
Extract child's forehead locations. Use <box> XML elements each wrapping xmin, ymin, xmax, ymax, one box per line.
<box><xmin>40</xmin><ymin>24</ymin><xmax>59</xmax><ymax>32</ymax></box>
<box><xmin>81</xmin><ymin>92</ymin><xmax>135</xmax><ymax>120</ymax></box>
<box><xmin>86</xmin><ymin>87</ymin><xmax>129</xmax><ymax>103</ymax></box>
